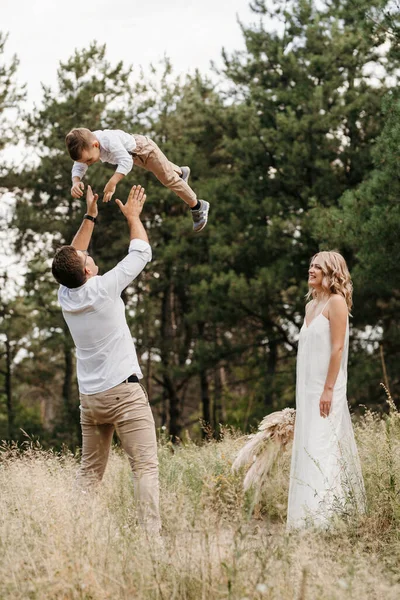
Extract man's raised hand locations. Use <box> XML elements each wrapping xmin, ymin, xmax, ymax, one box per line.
<box><xmin>115</xmin><ymin>185</ymin><xmax>146</xmax><ymax>221</ymax></box>
<box><xmin>86</xmin><ymin>185</ymin><xmax>99</xmax><ymax>218</ymax></box>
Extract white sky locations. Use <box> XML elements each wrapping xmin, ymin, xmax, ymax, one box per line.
<box><xmin>2</xmin><ymin>0</ymin><xmax>257</xmax><ymax>108</ymax></box>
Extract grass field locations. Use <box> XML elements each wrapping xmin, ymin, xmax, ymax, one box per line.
<box><xmin>1</xmin><ymin>403</ymin><xmax>399</xmax><ymax>600</ymax></box>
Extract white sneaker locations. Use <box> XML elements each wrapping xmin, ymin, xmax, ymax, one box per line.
<box><xmin>180</xmin><ymin>166</ymin><xmax>191</xmax><ymax>184</ymax></box>
<box><xmin>191</xmin><ymin>200</ymin><xmax>210</xmax><ymax>232</ymax></box>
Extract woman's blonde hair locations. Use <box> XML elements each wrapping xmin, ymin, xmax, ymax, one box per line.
<box><xmin>306</xmin><ymin>251</ymin><xmax>353</xmax><ymax>311</ymax></box>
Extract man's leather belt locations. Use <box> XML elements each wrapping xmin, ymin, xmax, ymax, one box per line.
<box><xmin>126</xmin><ymin>374</ymin><xmax>139</xmax><ymax>383</ymax></box>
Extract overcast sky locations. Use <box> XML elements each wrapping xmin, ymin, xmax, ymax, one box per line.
<box><xmin>2</xmin><ymin>0</ymin><xmax>257</xmax><ymax>108</ymax></box>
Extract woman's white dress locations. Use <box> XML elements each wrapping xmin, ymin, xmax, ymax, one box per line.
<box><xmin>287</xmin><ymin>301</ymin><xmax>365</xmax><ymax>529</ymax></box>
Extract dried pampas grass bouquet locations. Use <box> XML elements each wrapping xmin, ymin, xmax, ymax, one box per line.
<box><xmin>232</xmin><ymin>408</ymin><xmax>296</xmax><ymax>491</ymax></box>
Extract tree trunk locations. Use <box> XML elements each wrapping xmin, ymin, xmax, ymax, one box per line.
<box><xmin>161</xmin><ymin>387</ymin><xmax>168</xmax><ymax>428</ymax></box>
<box><xmin>5</xmin><ymin>335</ymin><xmax>14</xmax><ymax>439</ymax></box>
<box><xmin>168</xmin><ymin>381</ymin><xmax>181</xmax><ymax>441</ymax></box>
<box><xmin>62</xmin><ymin>344</ymin><xmax>73</xmax><ymax>414</ymax></box>
<box><xmin>200</xmin><ymin>370</ymin><xmax>211</xmax><ymax>438</ymax></box>
<box><xmin>62</xmin><ymin>338</ymin><xmax>80</xmax><ymax>445</ymax></box>
<box><xmin>160</xmin><ymin>280</ymin><xmax>182</xmax><ymax>440</ymax></box>
<box><xmin>211</xmin><ymin>327</ymin><xmax>226</xmax><ymax>439</ymax></box>
<box><xmin>197</xmin><ymin>322</ymin><xmax>211</xmax><ymax>435</ymax></box>
<box><xmin>146</xmin><ymin>348</ymin><xmax>153</xmax><ymax>403</ymax></box>
<box><xmin>264</xmin><ymin>339</ymin><xmax>278</xmax><ymax>409</ymax></box>
<box><xmin>162</xmin><ymin>370</ymin><xmax>180</xmax><ymax>440</ymax></box>
<box><xmin>213</xmin><ymin>367</ymin><xmax>223</xmax><ymax>440</ymax></box>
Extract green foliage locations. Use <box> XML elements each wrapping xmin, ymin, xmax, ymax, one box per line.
<box><xmin>310</xmin><ymin>90</ymin><xmax>400</xmax><ymax>400</ymax></box>
<box><xmin>2</xmin><ymin>0</ymin><xmax>400</xmax><ymax>440</ymax></box>
<box><xmin>193</xmin><ymin>0</ymin><xmax>398</xmax><ymax>419</ymax></box>
<box><xmin>0</xmin><ymin>32</ymin><xmax>25</xmax><ymax>157</ymax></box>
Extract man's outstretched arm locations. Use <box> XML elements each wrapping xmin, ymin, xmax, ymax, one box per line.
<box><xmin>115</xmin><ymin>185</ymin><xmax>149</xmax><ymax>244</ymax></box>
<box><xmin>101</xmin><ymin>185</ymin><xmax>151</xmax><ymax>297</ymax></box>
<box><xmin>71</xmin><ymin>185</ymin><xmax>99</xmax><ymax>250</ymax></box>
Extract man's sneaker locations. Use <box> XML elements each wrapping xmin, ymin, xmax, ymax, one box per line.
<box><xmin>180</xmin><ymin>166</ymin><xmax>191</xmax><ymax>184</ymax></box>
<box><xmin>191</xmin><ymin>200</ymin><xmax>210</xmax><ymax>232</ymax></box>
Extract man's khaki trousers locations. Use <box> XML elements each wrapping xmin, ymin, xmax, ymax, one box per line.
<box><xmin>77</xmin><ymin>381</ymin><xmax>161</xmax><ymax>533</ymax></box>
<box><xmin>132</xmin><ymin>134</ymin><xmax>197</xmax><ymax>206</ymax></box>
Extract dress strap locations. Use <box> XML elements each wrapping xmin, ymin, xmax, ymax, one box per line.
<box><xmin>321</xmin><ymin>297</ymin><xmax>331</xmax><ymax>313</ymax></box>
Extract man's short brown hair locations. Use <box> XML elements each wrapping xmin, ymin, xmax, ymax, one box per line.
<box><xmin>52</xmin><ymin>246</ymin><xmax>86</xmax><ymax>288</ymax></box>
<box><xmin>65</xmin><ymin>128</ymin><xmax>94</xmax><ymax>161</ymax></box>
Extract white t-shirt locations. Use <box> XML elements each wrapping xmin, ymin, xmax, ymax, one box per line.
<box><xmin>58</xmin><ymin>239</ymin><xmax>151</xmax><ymax>395</ymax></box>
<box><xmin>71</xmin><ymin>129</ymin><xmax>137</xmax><ymax>181</ymax></box>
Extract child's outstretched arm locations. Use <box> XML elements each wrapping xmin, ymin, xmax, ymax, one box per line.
<box><xmin>102</xmin><ymin>135</ymin><xmax>134</xmax><ymax>202</ymax></box>
<box><xmin>103</xmin><ymin>172</ymin><xmax>125</xmax><ymax>203</ymax></box>
<box><xmin>71</xmin><ymin>162</ymin><xmax>88</xmax><ymax>199</ymax></box>
<box><xmin>71</xmin><ymin>176</ymin><xmax>85</xmax><ymax>199</ymax></box>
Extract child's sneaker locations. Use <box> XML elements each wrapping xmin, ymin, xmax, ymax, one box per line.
<box><xmin>180</xmin><ymin>166</ymin><xmax>191</xmax><ymax>184</ymax></box>
<box><xmin>191</xmin><ymin>200</ymin><xmax>210</xmax><ymax>232</ymax></box>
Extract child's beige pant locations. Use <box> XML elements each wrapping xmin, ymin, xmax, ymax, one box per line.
<box><xmin>77</xmin><ymin>381</ymin><xmax>161</xmax><ymax>533</ymax></box>
<box><xmin>132</xmin><ymin>134</ymin><xmax>197</xmax><ymax>207</ymax></box>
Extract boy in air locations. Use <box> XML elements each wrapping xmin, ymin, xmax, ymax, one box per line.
<box><xmin>66</xmin><ymin>128</ymin><xmax>210</xmax><ymax>232</ymax></box>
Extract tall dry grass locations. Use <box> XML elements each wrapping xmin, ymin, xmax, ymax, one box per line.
<box><xmin>1</xmin><ymin>404</ymin><xmax>399</xmax><ymax>600</ymax></box>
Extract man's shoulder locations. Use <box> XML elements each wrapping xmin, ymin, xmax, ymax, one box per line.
<box><xmin>58</xmin><ymin>277</ymin><xmax>109</xmax><ymax>312</ymax></box>
<box><xmin>57</xmin><ymin>277</ymin><xmax>99</xmax><ymax>299</ymax></box>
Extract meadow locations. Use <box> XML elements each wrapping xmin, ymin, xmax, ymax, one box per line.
<box><xmin>1</xmin><ymin>402</ymin><xmax>399</xmax><ymax>600</ymax></box>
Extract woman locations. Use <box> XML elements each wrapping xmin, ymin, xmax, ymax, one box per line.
<box><xmin>287</xmin><ymin>251</ymin><xmax>365</xmax><ymax>529</ymax></box>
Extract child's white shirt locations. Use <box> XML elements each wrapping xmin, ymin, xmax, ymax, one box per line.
<box><xmin>71</xmin><ymin>129</ymin><xmax>137</xmax><ymax>181</ymax></box>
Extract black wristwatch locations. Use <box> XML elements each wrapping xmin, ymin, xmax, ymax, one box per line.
<box><xmin>84</xmin><ymin>214</ymin><xmax>97</xmax><ymax>224</ymax></box>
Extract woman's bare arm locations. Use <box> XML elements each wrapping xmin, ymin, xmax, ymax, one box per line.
<box><xmin>319</xmin><ymin>294</ymin><xmax>348</xmax><ymax>417</ymax></box>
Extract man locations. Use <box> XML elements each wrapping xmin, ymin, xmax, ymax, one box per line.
<box><xmin>52</xmin><ymin>184</ymin><xmax>160</xmax><ymax>533</ymax></box>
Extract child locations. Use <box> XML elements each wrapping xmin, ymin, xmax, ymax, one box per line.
<box><xmin>66</xmin><ymin>128</ymin><xmax>209</xmax><ymax>232</ymax></box>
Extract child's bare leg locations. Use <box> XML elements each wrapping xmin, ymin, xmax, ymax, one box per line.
<box><xmin>132</xmin><ymin>135</ymin><xmax>197</xmax><ymax>208</ymax></box>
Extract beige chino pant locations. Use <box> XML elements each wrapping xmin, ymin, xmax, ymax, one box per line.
<box><xmin>77</xmin><ymin>381</ymin><xmax>161</xmax><ymax>533</ymax></box>
<box><xmin>132</xmin><ymin>134</ymin><xmax>197</xmax><ymax>207</ymax></box>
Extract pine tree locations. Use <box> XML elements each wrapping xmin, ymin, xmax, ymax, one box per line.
<box><xmin>308</xmin><ymin>1</ymin><xmax>400</xmax><ymax>403</ymax></box>
<box><xmin>194</xmin><ymin>0</ymin><xmax>399</xmax><ymax>422</ymax></box>
<box><xmin>0</xmin><ymin>32</ymin><xmax>25</xmax><ymax>158</ymax></box>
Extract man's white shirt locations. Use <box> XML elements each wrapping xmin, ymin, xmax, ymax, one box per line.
<box><xmin>58</xmin><ymin>239</ymin><xmax>151</xmax><ymax>395</ymax></box>
<box><xmin>71</xmin><ymin>129</ymin><xmax>137</xmax><ymax>182</ymax></box>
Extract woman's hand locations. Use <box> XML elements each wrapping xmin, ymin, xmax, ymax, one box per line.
<box><xmin>319</xmin><ymin>388</ymin><xmax>333</xmax><ymax>418</ymax></box>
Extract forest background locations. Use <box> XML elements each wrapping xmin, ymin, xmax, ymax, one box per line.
<box><xmin>0</xmin><ymin>0</ymin><xmax>399</xmax><ymax>448</ymax></box>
